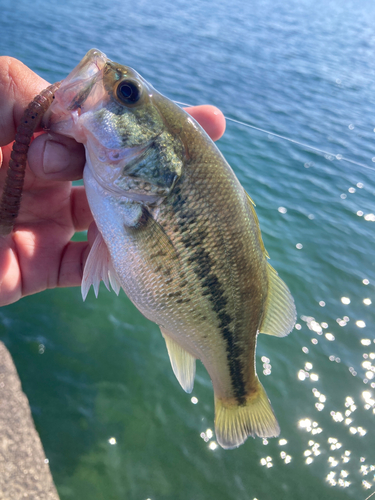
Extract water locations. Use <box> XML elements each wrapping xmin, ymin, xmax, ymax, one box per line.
<box><xmin>1</xmin><ymin>0</ymin><xmax>375</xmax><ymax>498</ymax></box>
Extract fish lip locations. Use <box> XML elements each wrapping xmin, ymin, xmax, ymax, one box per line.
<box><xmin>66</xmin><ymin>73</ymin><xmax>101</xmax><ymax>111</ymax></box>
<box><xmin>65</xmin><ymin>51</ymin><xmax>108</xmax><ymax>110</ymax></box>
<box><xmin>42</xmin><ymin>49</ymin><xmax>109</xmax><ymax>130</ymax></box>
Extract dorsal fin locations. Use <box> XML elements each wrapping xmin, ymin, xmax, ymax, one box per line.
<box><xmin>82</xmin><ymin>231</ymin><xmax>121</xmax><ymax>300</ymax></box>
<box><xmin>160</xmin><ymin>327</ymin><xmax>196</xmax><ymax>393</ymax></box>
<box><xmin>259</xmin><ymin>263</ymin><xmax>296</xmax><ymax>337</ymax></box>
<box><xmin>245</xmin><ymin>191</ymin><xmax>270</xmax><ymax>259</ymax></box>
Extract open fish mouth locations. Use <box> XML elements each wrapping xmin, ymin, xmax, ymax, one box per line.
<box><xmin>42</xmin><ymin>49</ymin><xmax>109</xmax><ymax>137</ymax></box>
<box><xmin>53</xmin><ymin>48</ymin><xmax>108</xmax><ymax>110</ymax></box>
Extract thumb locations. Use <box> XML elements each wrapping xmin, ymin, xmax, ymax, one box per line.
<box><xmin>28</xmin><ymin>132</ymin><xmax>86</xmax><ymax>181</ymax></box>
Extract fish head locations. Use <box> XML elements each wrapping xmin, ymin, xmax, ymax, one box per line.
<box><xmin>44</xmin><ymin>49</ymin><xmax>188</xmax><ymax>204</ymax></box>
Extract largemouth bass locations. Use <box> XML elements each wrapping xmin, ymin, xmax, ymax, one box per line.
<box><xmin>44</xmin><ymin>49</ymin><xmax>296</xmax><ymax>449</ymax></box>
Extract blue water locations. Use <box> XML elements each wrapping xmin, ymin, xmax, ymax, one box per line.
<box><xmin>1</xmin><ymin>0</ymin><xmax>375</xmax><ymax>499</ymax></box>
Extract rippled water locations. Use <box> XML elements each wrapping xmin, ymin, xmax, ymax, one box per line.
<box><xmin>1</xmin><ymin>0</ymin><xmax>375</xmax><ymax>499</ymax></box>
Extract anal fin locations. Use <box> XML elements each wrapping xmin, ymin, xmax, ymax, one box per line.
<box><xmin>214</xmin><ymin>377</ymin><xmax>280</xmax><ymax>449</ymax></box>
<box><xmin>160</xmin><ymin>327</ymin><xmax>196</xmax><ymax>393</ymax></box>
<box><xmin>82</xmin><ymin>231</ymin><xmax>121</xmax><ymax>300</ymax></box>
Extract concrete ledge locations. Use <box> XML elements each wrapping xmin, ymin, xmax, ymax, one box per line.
<box><xmin>0</xmin><ymin>341</ymin><xmax>59</xmax><ymax>500</ymax></box>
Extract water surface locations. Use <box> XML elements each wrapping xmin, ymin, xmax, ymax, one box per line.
<box><xmin>0</xmin><ymin>0</ymin><xmax>375</xmax><ymax>499</ymax></box>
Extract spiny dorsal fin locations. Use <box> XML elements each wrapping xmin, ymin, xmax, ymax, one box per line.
<box><xmin>245</xmin><ymin>191</ymin><xmax>270</xmax><ymax>259</ymax></box>
<box><xmin>160</xmin><ymin>328</ymin><xmax>196</xmax><ymax>393</ymax></box>
<box><xmin>82</xmin><ymin>231</ymin><xmax>121</xmax><ymax>300</ymax></box>
<box><xmin>214</xmin><ymin>377</ymin><xmax>280</xmax><ymax>449</ymax></box>
<box><xmin>259</xmin><ymin>263</ymin><xmax>296</xmax><ymax>337</ymax></box>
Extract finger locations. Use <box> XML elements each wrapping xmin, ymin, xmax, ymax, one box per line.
<box><xmin>58</xmin><ymin>223</ymin><xmax>98</xmax><ymax>289</ymax></box>
<box><xmin>28</xmin><ymin>133</ymin><xmax>86</xmax><ymax>181</ymax></box>
<box><xmin>0</xmin><ymin>234</ymin><xmax>89</xmax><ymax>304</ymax></box>
<box><xmin>57</xmin><ymin>240</ymin><xmax>89</xmax><ymax>288</ymax></box>
<box><xmin>71</xmin><ymin>186</ymin><xmax>94</xmax><ymax>232</ymax></box>
<box><xmin>185</xmin><ymin>105</ymin><xmax>226</xmax><ymax>141</ymax></box>
<box><xmin>0</xmin><ymin>56</ymin><xmax>48</xmax><ymax>146</ymax></box>
<box><xmin>87</xmin><ymin>221</ymin><xmax>99</xmax><ymax>246</ymax></box>
<box><xmin>0</xmin><ymin>236</ymin><xmax>21</xmax><ymax>306</ymax></box>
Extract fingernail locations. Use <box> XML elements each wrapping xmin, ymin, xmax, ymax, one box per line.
<box><xmin>43</xmin><ymin>140</ymin><xmax>70</xmax><ymax>174</ymax></box>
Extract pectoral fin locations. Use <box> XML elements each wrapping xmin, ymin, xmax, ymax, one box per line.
<box><xmin>82</xmin><ymin>231</ymin><xmax>121</xmax><ymax>300</ymax></box>
<box><xmin>125</xmin><ymin>205</ymin><xmax>180</xmax><ymax>267</ymax></box>
<box><xmin>160</xmin><ymin>328</ymin><xmax>196</xmax><ymax>393</ymax></box>
<box><xmin>259</xmin><ymin>263</ymin><xmax>296</xmax><ymax>337</ymax></box>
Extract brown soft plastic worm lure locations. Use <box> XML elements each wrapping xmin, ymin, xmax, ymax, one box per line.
<box><xmin>0</xmin><ymin>82</ymin><xmax>61</xmax><ymax>236</ymax></box>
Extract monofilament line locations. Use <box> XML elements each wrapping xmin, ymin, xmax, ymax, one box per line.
<box><xmin>174</xmin><ymin>101</ymin><xmax>375</xmax><ymax>173</ymax></box>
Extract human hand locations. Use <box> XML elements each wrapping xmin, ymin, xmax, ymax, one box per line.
<box><xmin>0</xmin><ymin>57</ymin><xmax>226</xmax><ymax>307</ymax></box>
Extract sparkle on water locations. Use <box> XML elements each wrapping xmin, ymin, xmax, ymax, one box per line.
<box><xmin>259</xmin><ymin>268</ymin><xmax>375</xmax><ymax>497</ymax></box>
<box><xmin>1</xmin><ymin>1</ymin><xmax>375</xmax><ymax>499</ymax></box>
<box><xmin>288</xmin><ymin>301</ymin><xmax>375</xmax><ymax>495</ymax></box>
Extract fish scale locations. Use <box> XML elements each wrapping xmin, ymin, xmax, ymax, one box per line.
<box><xmin>161</xmin><ymin>161</ymin><xmax>265</xmax><ymax>402</ymax></box>
<box><xmin>44</xmin><ymin>48</ymin><xmax>296</xmax><ymax>449</ymax></box>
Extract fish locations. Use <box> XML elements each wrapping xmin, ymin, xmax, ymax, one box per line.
<box><xmin>43</xmin><ymin>49</ymin><xmax>296</xmax><ymax>449</ymax></box>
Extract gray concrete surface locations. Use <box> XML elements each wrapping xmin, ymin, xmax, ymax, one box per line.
<box><xmin>0</xmin><ymin>341</ymin><xmax>60</xmax><ymax>500</ymax></box>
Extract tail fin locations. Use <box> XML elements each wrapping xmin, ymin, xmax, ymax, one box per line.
<box><xmin>214</xmin><ymin>378</ymin><xmax>280</xmax><ymax>449</ymax></box>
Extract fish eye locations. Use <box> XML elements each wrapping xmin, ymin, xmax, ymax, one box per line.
<box><xmin>116</xmin><ymin>79</ymin><xmax>142</xmax><ymax>105</ymax></box>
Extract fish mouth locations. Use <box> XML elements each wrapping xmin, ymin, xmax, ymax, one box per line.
<box><xmin>42</xmin><ymin>49</ymin><xmax>109</xmax><ymax>134</ymax></box>
<box><xmin>65</xmin><ymin>49</ymin><xmax>109</xmax><ymax>111</ymax></box>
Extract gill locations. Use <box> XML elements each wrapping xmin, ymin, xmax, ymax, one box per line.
<box><xmin>174</xmin><ymin>100</ymin><xmax>375</xmax><ymax>174</ymax></box>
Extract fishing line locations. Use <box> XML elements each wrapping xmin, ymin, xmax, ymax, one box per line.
<box><xmin>174</xmin><ymin>101</ymin><xmax>375</xmax><ymax>173</ymax></box>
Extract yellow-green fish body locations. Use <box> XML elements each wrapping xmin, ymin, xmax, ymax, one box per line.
<box><xmin>45</xmin><ymin>49</ymin><xmax>296</xmax><ymax>448</ymax></box>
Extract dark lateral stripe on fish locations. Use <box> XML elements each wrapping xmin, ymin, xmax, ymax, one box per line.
<box><xmin>172</xmin><ymin>189</ymin><xmax>247</xmax><ymax>404</ymax></box>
